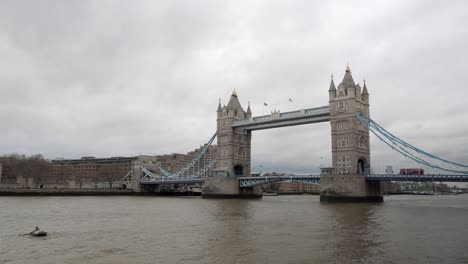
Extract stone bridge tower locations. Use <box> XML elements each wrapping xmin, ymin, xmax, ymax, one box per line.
<box><xmin>320</xmin><ymin>65</ymin><xmax>382</xmax><ymax>202</ymax></box>
<box><xmin>329</xmin><ymin>65</ymin><xmax>371</xmax><ymax>175</ymax></box>
<box><xmin>202</xmin><ymin>90</ymin><xmax>260</xmax><ymax>198</ymax></box>
<box><xmin>215</xmin><ymin>90</ymin><xmax>252</xmax><ymax>177</ymax></box>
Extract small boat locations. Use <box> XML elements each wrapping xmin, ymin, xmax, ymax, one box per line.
<box><xmin>30</xmin><ymin>227</ymin><xmax>47</xmax><ymax>237</ymax></box>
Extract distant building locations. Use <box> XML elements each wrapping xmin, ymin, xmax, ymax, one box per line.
<box><xmin>1</xmin><ymin>144</ymin><xmax>218</xmax><ymax>189</ymax></box>
<box><xmin>49</xmin><ymin>156</ymin><xmax>138</xmax><ymax>188</ymax></box>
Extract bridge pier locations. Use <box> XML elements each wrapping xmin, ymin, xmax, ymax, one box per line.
<box><xmin>131</xmin><ymin>163</ymin><xmax>142</xmax><ymax>193</ymax></box>
<box><xmin>202</xmin><ymin>177</ymin><xmax>262</xmax><ymax>198</ymax></box>
<box><xmin>319</xmin><ymin>174</ymin><xmax>383</xmax><ymax>202</ymax></box>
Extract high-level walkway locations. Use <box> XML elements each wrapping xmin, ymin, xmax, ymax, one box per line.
<box><xmin>231</xmin><ymin>106</ymin><xmax>330</xmax><ymax>130</ymax></box>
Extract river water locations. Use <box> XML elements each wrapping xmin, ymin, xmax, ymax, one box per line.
<box><xmin>1</xmin><ymin>194</ymin><xmax>467</xmax><ymax>264</ymax></box>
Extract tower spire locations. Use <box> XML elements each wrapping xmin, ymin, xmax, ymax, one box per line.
<box><xmin>329</xmin><ymin>74</ymin><xmax>336</xmax><ymax>92</ymax></box>
<box><xmin>217</xmin><ymin>98</ymin><xmax>222</xmax><ymax>112</ymax></box>
<box><xmin>362</xmin><ymin>79</ymin><xmax>369</xmax><ymax>95</ymax></box>
<box><xmin>341</xmin><ymin>63</ymin><xmax>356</xmax><ymax>88</ymax></box>
<box><xmin>346</xmin><ymin>62</ymin><xmax>351</xmax><ymax>72</ymax></box>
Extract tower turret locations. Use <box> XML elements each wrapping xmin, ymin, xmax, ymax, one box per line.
<box><xmin>246</xmin><ymin>101</ymin><xmax>252</xmax><ymax>119</ymax></box>
<box><xmin>328</xmin><ymin>74</ymin><xmax>336</xmax><ymax>100</ymax></box>
<box><xmin>362</xmin><ymin>79</ymin><xmax>369</xmax><ymax>104</ymax></box>
<box><xmin>217</xmin><ymin>99</ymin><xmax>222</xmax><ymax>118</ymax></box>
<box><xmin>356</xmin><ymin>83</ymin><xmax>362</xmax><ymax>101</ymax></box>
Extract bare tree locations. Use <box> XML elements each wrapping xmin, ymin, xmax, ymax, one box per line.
<box><xmin>28</xmin><ymin>154</ymin><xmax>49</xmax><ymax>187</ymax></box>
<box><xmin>97</xmin><ymin>164</ymin><xmax>121</xmax><ymax>189</ymax></box>
<box><xmin>2</xmin><ymin>154</ymin><xmax>50</xmax><ymax>188</ymax></box>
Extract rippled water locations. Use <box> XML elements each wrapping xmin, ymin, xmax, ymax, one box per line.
<box><xmin>1</xmin><ymin>195</ymin><xmax>467</xmax><ymax>264</ymax></box>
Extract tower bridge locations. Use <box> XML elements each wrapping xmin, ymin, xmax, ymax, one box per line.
<box><xmin>131</xmin><ymin>65</ymin><xmax>468</xmax><ymax>202</ymax></box>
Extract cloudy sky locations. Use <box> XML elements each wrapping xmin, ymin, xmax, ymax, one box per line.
<box><xmin>1</xmin><ymin>0</ymin><xmax>467</xmax><ymax>174</ymax></box>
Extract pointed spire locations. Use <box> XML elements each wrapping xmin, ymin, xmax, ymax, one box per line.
<box><xmin>217</xmin><ymin>98</ymin><xmax>222</xmax><ymax>112</ymax></box>
<box><xmin>329</xmin><ymin>74</ymin><xmax>336</xmax><ymax>92</ymax></box>
<box><xmin>226</xmin><ymin>90</ymin><xmax>242</xmax><ymax>110</ymax></box>
<box><xmin>246</xmin><ymin>101</ymin><xmax>252</xmax><ymax>114</ymax></box>
<box><xmin>362</xmin><ymin>79</ymin><xmax>369</xmax><ymax>95</ymax></box>
<box><xmin>341</xmin><ymin>63</ymin><xmax>356</xmax><ymax>88</ymax></box>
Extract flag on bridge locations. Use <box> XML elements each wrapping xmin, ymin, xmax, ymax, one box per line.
<box><xmin>264</xmin><ymin>102</ymin><xmax>268</xmax><ymax>106</ymax></box>
<box><xmin>289</xmin><ymin>98</ymin><xmax>293</xmax><ymax>103</ymax></box>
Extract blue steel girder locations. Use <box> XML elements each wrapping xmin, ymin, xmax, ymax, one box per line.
<box><xmin>140</xmin><ymin>166</ymin><xmax>167</xmax><ymax>182</ymax></box>
<box><xmin>140</xmin><ymin>165</ymin><xmax>205</xmax><ymax>185</ymax></box>
<box><xmin>140</xmin><ymin>178</ymin><xmax>205</xmax><ymax>185</ymax></box>
<box><xmin>239</xmin><ymin>175</ymin><xmax>321</xmax><ymax>188</ymax></box>
<box><xmin>172</xmin><ymin>133</ymin><xmax>217</xmax><ymax>177</ymax></box>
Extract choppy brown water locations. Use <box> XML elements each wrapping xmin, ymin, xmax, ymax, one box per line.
<box><xmin>1</xmin><ymin>195</ymin><xmax>467</xmax><ymax>264</ymax></box>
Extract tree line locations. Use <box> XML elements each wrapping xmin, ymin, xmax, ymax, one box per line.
<box><xmin>1</xmin><ymin>154</ymin><xmax>127</xmax><ymax>189</ymax></box>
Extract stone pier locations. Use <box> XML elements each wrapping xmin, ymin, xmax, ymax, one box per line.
<box><xmin>319</xmin><ymin>174</ymin><xmax>383</xmax><ymax>202</ymax></box>
<box><xmin>202</xmin><ymin>177</ymin><xmax>262</xmax><ymax>198</ymax></box>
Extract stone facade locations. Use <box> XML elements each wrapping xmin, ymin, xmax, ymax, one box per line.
<box><xmin>322</xmin><ymin>65</ymin><xmax>383</xmax><ymax>202</ymax></box>
<box><xmin>216</xmin><ymin>91</ymin><xmax>252</xmax><ymax>177</ymax></box>
<box><xmin>329</xmin><ymin>65</ymin><xmax>371</xmax><ymax>175</ymax></box>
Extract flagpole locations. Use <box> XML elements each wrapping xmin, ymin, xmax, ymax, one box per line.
<box><xmin>288</xmin><ymin>98</ymin><xmax>293</xmax><ymax>112</ymax></box>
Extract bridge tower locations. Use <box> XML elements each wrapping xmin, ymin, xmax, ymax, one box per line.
<box><xmin>202</xmin><ymin>90</ymin><xmax>261</xmax><ymax>198</ymax></box>
<box><xmin>216</xmin><ymin>90</ymin><xmax>252</xmax><ymax>177</ymax></box>
<box><xmin>320</xmin><ymin>65</ymin><xmax>383</xmax><ymax>202</ymax></box>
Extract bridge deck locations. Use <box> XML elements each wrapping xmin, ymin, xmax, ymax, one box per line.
<box><xmin>140</xmin><ymin>178</ymin><xmax>205</xmax><ymax>185</ymax></box>
<box><xmin>231</xmin><ymin>106</ymin><xmax>330</xmax><ymax>130</ymax></box>
<box><xmin>139</xmin><ymin>174</ymin><xmax>468</xmax><ymax>186</ymax></box>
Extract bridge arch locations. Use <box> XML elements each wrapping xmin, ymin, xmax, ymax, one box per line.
<box><xmin>357</xmin><ymin>157</ymin><xmax>368</xmax><ymax>175</ymax></box>
<box><xmin>233</xmin><ymin>165</ymin><xmax>243</xmax><ymax>177</ymax></box>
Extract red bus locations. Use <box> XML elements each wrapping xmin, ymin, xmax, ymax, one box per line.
<box><xmin>399</xmin><ymin>168</ymin><xmax>424</xmax><ymax>175</ymax></box>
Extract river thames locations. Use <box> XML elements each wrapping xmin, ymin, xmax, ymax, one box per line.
<box><xmin>1</xmin><ymin>194</ymin><xmax>467</xmax><ymax>264</ymax></box>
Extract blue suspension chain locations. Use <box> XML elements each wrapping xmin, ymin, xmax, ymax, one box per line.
<box><xmin>355</xmin><ymin>113</ymin><xmax>468</xmax><ymax>174</ymax></box>
<box><xmin>369</xmin><ymin>117</ymin><xmax>468</xmax><ymax>168</ymax></box>
<box><xmin>368</xmin><ymin>120</ymin><xmax>468</xmax><ymax>173</ymax></box>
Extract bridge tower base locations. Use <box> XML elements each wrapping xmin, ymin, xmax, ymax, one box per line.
<box><xmin>319</xmin><ymin>174</ymin><xmax>383</xmax><ymax>202</ymax></box>
<box><xmin>202</xmin><ymin>177</ymin><xmax>262</xmax><ymax>198</ymax></box>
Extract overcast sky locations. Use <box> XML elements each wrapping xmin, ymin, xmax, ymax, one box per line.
<box><xmin>1</xmin><ymin>0</ymin><xmax>467</xmax><ymax>174</ymax></box>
